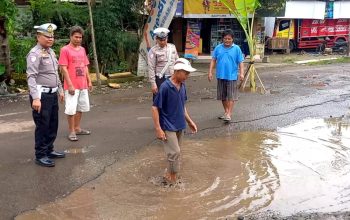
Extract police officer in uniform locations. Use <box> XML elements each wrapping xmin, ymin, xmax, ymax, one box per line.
<box><xmin>26</xmin><ymin>23</ymin><xmax>65</xmax><ymax>167</ymax></box>
<box><xmin>148</xmin><ymin>27</ymin><xmax>179</xmax><ymax>99</ymax></box>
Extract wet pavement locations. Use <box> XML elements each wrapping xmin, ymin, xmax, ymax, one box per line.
<box><xmin>1</xmin><ymin>63</ymin><xmax>350</xmax><ymax>219</ymax></box>
<box><xmin>14</xmin><ymin>116</ymin><xmax>350</xmax><ymax>220</ymax></box>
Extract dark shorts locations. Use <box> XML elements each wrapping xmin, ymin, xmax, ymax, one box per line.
<box><xmin>217</xmin><ymin>79</ymin><xmax>238</xmax><ymax>101</ymax></box>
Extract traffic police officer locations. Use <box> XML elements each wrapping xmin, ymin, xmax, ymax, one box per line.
<box><xmin>26</xmin><ymin>23</ymin><xmax>65</xmax><ymax>167</ymax></box>
<box><xmin>148</xmin><ymin>27</ymin><xmax>179</xmax><ymax>99</ymax></box>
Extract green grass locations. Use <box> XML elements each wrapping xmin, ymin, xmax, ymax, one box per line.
<box><xmin>307</xmin><ymin>57</ymin><xmax>350</xmax><ymax>66</ymax></box>
<box><xmin>282</xmin><ymin>57</ymin><xmax>297</xmax><ymax>63</ymax></box>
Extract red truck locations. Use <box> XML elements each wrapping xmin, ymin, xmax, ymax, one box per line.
<box><xmin>272</xmin><ymin>18</ymin><xmax>349</xmax><ymax>51</ymax></box>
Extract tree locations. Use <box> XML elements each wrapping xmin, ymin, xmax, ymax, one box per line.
<box><xmin>88</xmin><ymin>0</ymin><xmax>101</xmax><ymax>88</ymax></box>
<box><xmin>29</xmin><ymin>0</ymin><xmax>89</xmax><ymax>38</ymax></box>
<box><xmin>92</xmin><ymin>0</ymin><xmax>146</xmax><ymax>74</ymax></box>
<box><xmin>219</xmin><ymin>0</ymin><xmax>265</xmax><ymax>91</ymax></box>
<box><xmin>0</xmin><ymin>0</ymin><xmax>17</xmax><ymax>33</ymax></box>
<box><xmin>256</xmin><ymin>0</ymin><xmax>286</xmax><ymax>17</ymax></box>
<box><xmin>0</xmin><ymin>0</ymin><xmax>17</xmax><ymax>78</ymax></box>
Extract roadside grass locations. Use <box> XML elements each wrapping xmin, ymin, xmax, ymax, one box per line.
<box><xmin>307</xmin><ymin>56</ymin><xmax>350</xmax><ymax>65</ymax></box>
<box><xmin>282</xmin><ymin>57</ymin><xmax>297</xmax><ymax>63</ymax></box>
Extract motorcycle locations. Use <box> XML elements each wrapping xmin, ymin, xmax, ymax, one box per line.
<box><xmin>332</xmin><ymin>41</ymin><xmax>348</xmax><ymax>55</ymax></box>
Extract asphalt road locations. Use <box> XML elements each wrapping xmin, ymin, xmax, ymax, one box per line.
<box><xmin>1</xmin><ymin>62</ymin><xmax>350</xmax><ymax>219</ymax></box>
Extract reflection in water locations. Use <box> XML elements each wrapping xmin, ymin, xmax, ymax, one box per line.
<box><xmin>265</xmin><ymin>117</ymin><xmax>350</xmax><ymax>215</ymax></box>
<box><xmin>16</xmin><ymin>118</ymin><xmax>350</xmax><ymax>220</ymax></box>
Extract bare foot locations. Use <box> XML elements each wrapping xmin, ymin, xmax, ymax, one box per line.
<box><xmin>163</xmin><ymin>172</ymin><xmax>177</xmax><ymax>185</ymax></box>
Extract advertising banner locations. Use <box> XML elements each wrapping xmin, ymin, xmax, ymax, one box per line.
<box><xmin>184</xmin><ymin>21</ymin><xmax>201</xmax><ymax>59</ymax></box>
<box><xmin>184</xmin><ymin>0</ymin><xmax>235</xmax><ymax>18</ymax></box>
<box><xmin>175</xmin><ymin>0</ymin><xmax>183</xmax><ymax>17</ymax></box>
<box><xmin>137</xmin><ymin>0</ymin><xmax>178</xmax><ymax>76</ymax></box>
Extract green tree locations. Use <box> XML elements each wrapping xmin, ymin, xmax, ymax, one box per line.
<box><xmin>256</xmin><ymin>0</ymin><xmax>286</xmax><ymax>17</ymax></box>
<box><xmin>0</xmin><ymin>0</ymin><xmax>17</xmax><ymax>34</ymax></box>
<box><xmin>8</xmin><ymin>0</ymin><xmax>89</xmax><ymax>74</ymax></box>
<box><xmin>29</xmin><ymin>0</ymin><xmax>89</xmax><ymax>38</ymax></box>
<box><xmin>92</xmin><ymin>0</ymin><xmax>146</xmax><ymax>74</ymax></box>
<box><xmin>0</xmin><ymin>0</ymin><xmax>17</xmax><ymax>77</ymax></box>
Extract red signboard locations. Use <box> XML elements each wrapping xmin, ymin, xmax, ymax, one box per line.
<box><xmin>300</xmin><ymin>19</ymin><xmax>349</xmax><ymax>38</ymax></box>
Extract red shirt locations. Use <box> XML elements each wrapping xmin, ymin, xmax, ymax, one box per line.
<box><xmin>58</xmin><ymin>44</ymin><xmax>90</xmax><ymax>90</ymax></box>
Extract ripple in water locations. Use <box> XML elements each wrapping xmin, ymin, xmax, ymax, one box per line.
<box><xmin>16</xmin><ymin>117</ymin><xmax>350</xmax><ymax>220</ymax></box>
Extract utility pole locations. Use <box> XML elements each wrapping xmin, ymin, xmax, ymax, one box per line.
<box><xmin>88</xmin><ymin>0</ymin><xmax>101</xmax><ymax>89</ymax></box>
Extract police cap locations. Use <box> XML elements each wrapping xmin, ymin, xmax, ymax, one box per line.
<box><xmin>153</xmin><ymin>27</ymin><xmax>170</xmax><ymax>39</ymax></box>
<box><xmin>34</xmin><ymin>23</ymin><xmax>57</xmax><ymax>37</ymax></box>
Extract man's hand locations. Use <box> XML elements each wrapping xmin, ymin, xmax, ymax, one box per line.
<box><xmin>239</xmin><ymin>73</ymin><xmax>245</xmax><ymax>81</ymax></box>
<box><xmin>59</xmin><ymin>92</ymin><xmax>64</xmax><ymax>103</ymax></box>
<box><xmin>155</xmin><ymin>127</ymin><xmax>166</xmax><ymax>141</ymax></box>
<box><xmin>68</xmin><ymin>85</ymin><xmax>75</xmax><ymax>95</ymax></box>
<box><xmin>32</xmin><ymin>99</ymin><xmax>41</xmax><ymax>113</ymax></box>
<box><xmin>208</xmin><ymin>72</ymin><xmax>213</xmax><ymax>82</ymax></box>
<box><xmin>188</xmin><ymin>120</ymin><xmax>198</xmax><ymax>133</ymax></box>
<box><xmin>151</xmin><ymin>84</ymin><xmax>158</xmax><ymax>94</ymax></box>
<box><xmin>88</xmin><ymin>81</ymin><xmax>93</xmax><ymax>92</ymax></box>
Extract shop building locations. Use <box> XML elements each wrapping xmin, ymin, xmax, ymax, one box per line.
<box><xmin>167</xmin><ymin>0</ymin><xmax>265</xmax><ymax>59</ymax></box>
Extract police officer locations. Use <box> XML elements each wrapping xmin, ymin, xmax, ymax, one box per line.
<box><xmin>26</xmin><ymin>23</ymin><xmax>65</xmax><ymax>167</ymax></box>
<box><xmin>148</xmin><ymin>27</ymin><xmax>179</xmax><ymax>98</ymax></box>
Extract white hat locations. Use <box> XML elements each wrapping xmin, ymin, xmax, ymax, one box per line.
<box><xmin>34</xmin><ymin>23</ymin><xmax>57</xmax><ymax>37</ymax></box>
<box><xmin>174</xmin><ymin>58</ymin><xmax>197</xmax><ymax>73</ymax></box>
<box><xmin>153</xmin><ymin>27</ymin><xmax>170</xmax><ymax>39</ymax></box>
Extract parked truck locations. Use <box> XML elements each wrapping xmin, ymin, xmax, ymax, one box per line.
<box><xmin>269</xmin><ymin>18</ymin><xmax>349</xmax><ymax>52</ymax></box>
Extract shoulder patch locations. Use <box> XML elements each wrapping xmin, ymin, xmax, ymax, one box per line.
<box><xmin>30</xmin><ymin>56</ymin><xmax>37</xmax><ymax>63</ymax></box>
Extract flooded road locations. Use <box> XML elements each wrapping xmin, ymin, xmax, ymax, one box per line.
<box><xmin>16</xmin><ymin>117</ymin><xmax>350</xmax><ymax>220</ymax></box>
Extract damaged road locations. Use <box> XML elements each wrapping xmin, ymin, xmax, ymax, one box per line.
<box><xmin>1</xmin><ymin>62</ymin><xmax>350</xmax><ymax>219</ymax></box>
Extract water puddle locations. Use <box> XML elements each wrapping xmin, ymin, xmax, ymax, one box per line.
<box><xmin>16</xmin><ymin>117</ymin><xmax>350</xmax><ymax>219</ymax></box>
<box><xmin>64</xmin><ymin>145</ymin><xmax>96</xmax><ymax>154</ymax></box>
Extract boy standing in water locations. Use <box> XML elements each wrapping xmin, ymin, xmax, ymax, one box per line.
<box><xmin>152</xmin><ymin>58</ymin><xmax>198</xmax><ymax>183</ymax></box>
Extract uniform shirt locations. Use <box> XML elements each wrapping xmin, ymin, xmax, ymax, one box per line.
<box><xmin>153</xmin><ymin>79</ymin><xmax>187</xmax><ymax>132</ymax></box>
<box><xmin>148</xmin><ymin>43</ymin><xmax>178</xmax><ymax>86</ymax></box>
<box><xmin>26</xmin><ymin>44</ymin><xmax>63</xmax><ymax>100</ymax></box>
<box><xmin>212</xmin><ymin>43</ymin><xmax>244</xmax><ymax>80</ymax></box>
<box><xmin>58</xmin><ymin>44</ymin><xmax>90</xmax><ymax>90</ymax></box>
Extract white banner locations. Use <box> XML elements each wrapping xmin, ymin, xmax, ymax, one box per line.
<box><xmin>137</xmin><ymin>0</ymin><xmax>178</xmax><ymax>76</ymax></box>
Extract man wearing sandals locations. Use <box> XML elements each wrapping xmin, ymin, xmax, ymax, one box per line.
<box><xmin>59</xmin><ymin>26</ymin><xmax>92</xmax><ymax>141</ymax></box>
<box><xmin>208</xmin><ymin>30</ymin><xmax>244</xmax><ymax>122</ymax></box>
<box><xmin>26</xmin><ymin>23</ymin><xmax>66</xmax><ymax>167</ymax></box>
<box><xmin>152</xmin><ymin>58</ymin><xmax>197</xmax><ymax>184</ymax></box>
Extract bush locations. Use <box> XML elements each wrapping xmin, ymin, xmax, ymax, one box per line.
<box><xmin>9</xmin><ymin>37</ymin><xmax>35</xmax><ymax>74</ymax></box>
<box><xmin>92</xmin><ymin>0</ymin><xmax>145</xmax><ymax>73</ymax></box>
<box><xmin>9</xmin><ymin>37</ymin><xmax>68</xmax><ymax>74</ymax></box>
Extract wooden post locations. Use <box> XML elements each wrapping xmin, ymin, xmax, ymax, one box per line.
<box><xmin>88</xmin><ymin>0</ymin><xmax>101</xmax><ymax>88</ymax></box>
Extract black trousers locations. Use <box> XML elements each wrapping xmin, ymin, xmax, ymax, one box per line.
<box><xmin>153</xmin><ymin>76</ymin><xmax>167</xmax><ymax>101</ymax></box>
<box><xmin>30</xmin><ymin>93</ymin><xmax>59</xmax><ymax>159</ymax></box>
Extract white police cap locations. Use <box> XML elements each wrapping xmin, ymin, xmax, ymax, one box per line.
<box><xmin>153</xmin><ymin>27</ymin><xmax>170</xmax><ymax>39</ymax></box>
<box><xmin>34</xmin><ymin>23</ymin><xmax>57</xmax><ymax>37</ymax></box>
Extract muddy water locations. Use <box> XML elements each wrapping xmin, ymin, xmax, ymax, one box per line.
<box><xmin>16</xmin><ymin>117</ymin><xmax>350</xmax><ymax>220</ymax></box>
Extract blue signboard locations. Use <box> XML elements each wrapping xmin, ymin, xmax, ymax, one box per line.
<box><xmin>325</xmin><ymin>1</ymin><xmax>334</xmax><ymax>18</ymax></box>
<box><xmin>175</xmin><ymin>0</ymin><xmax>183</xmax><ymax>17</ymax></box>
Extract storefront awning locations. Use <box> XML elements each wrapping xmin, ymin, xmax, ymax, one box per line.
<box><xmin>333</xmin><ymin>1</ymin><xmax>350</xmax><ymax>19</ymax></box>
<box><xmin>282</xmin><ymin>1</ymin><xmax>326</xmax><ymax>19</ymax></box>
